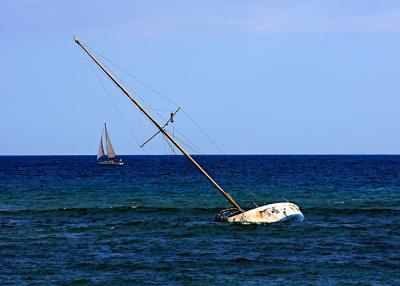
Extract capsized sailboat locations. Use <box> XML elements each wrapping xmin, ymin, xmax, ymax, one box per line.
<box><xmin>76</xmin><ymin>37</ymin><xmax>304</xmax><ymax>223</ymax></box>
<box><xmin>97</xmin><ymin>123</ymin><xmax>123</xmax><ymax>166</ymax></box>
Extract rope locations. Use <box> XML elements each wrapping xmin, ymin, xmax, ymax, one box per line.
<box><xmin>80</xmin><ymin>41</ymin><xmax>241</xmax><ymax>200</ymax></box>
<box><xmin>78</xmin><ymin>41</ymin><xmax>246</xmax><ymax>207</ymax></box>
<box><xmin>82</xmin><ymin>41</ymin><xmax>225</xmax><ymax>154</ymax></box>
<box><xmin>79</xmin><ymin>47</ymin><xmax>146</xmax><ymax>154</ymax></box>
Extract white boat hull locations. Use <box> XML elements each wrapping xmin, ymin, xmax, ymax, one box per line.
<box><xmin>217</xmin><ymin>202</ymin><xmax>304</xmax><ymax>224</ymax></box>
<box><xmin>98</xmin><ymin>160</ymin><xmax>124</xmax><ymax>166</ymax></box>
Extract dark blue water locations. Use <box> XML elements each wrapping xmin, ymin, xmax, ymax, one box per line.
<box><xmin>0</xmin><ymin>155</ymin><xmax>399</xmax><ymax>285</ymax></box>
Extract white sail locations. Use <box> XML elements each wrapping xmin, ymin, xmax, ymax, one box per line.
<box><xmin>97</xmin><ymin>135</ymin><xmax>105</xmax><ymax>160</ymax></box>
<box><xmin>104</xmin><ymin>124</ymin><xmax>116</xmax><ymax>159</ymax></box>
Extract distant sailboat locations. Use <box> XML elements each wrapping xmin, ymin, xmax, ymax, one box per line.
<box><xmin>97</xmin><ymin>123</ymin><xmax>123</xmax><ymax>165</ymax></box>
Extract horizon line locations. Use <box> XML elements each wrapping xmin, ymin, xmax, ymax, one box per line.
<box><xmin>1</xmin><ymin>154</ymin><xmax>399</xmax><ymax>156</ymax></box>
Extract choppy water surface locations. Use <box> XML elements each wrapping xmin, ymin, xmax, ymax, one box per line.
<box><xmin>0</xmin><ymin>155</ymin><xmax>399</xmax><ymax>285</ymax></box>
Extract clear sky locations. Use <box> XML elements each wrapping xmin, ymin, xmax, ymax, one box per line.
<box><xmin>2</xmin><ymin>0</ymin><xmax>400</xmax><ymax>155</ymax></box>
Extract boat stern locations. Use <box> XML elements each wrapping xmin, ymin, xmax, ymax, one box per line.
<box><xmin>218</xmin><ymin>202</ymin><xmax>304</xmax><ymax>224</ymax></box>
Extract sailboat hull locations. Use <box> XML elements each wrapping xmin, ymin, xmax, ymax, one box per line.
<box><xmin>98</xmin><ymin>160</ymin><xmax>124</xmax><ymax>166</ymax></box>
<box><xmin>216</xmin><ymin>202</ymin><xmax>304</xmax><ymax>224</ymax></box>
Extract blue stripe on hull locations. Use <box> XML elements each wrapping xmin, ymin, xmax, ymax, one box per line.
<box><xmin>277</xmin><ymin>213</ymin><xmax>304</xmax><ymax>223</ymax></box>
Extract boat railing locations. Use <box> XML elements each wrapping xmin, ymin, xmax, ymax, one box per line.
<box><xmin>214</xmin><ymin>207</ymin><xmax>243</xmax><ymax>222</ymax></box>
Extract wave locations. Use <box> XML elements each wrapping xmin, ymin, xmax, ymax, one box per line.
<box><xmin>0</xmin><ymin>205</ymin><xmax>224</xmax><ymax>215</ymax></box>
<box><xmin>1</xmin><ymin>204</ymin><xmax>399</xmax><ymax>216</ymax></box>
<box><xmin>304</xmin><ymin>207</ymin><xmax>400</xmax><ymax>216</ymax></box>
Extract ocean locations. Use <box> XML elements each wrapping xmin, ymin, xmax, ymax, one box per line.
<box><xmin>0</xmin><ymin>155</ymin><xmax>399</xmax><ymax>285</ymax></box>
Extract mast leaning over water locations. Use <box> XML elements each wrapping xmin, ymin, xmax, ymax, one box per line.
<box><xmin>75</xmin><ymin>38</ymin><xmax>243</xmax><ymax>212</ymax></box>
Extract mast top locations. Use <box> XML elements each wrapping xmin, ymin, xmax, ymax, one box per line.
<box><xmin>73</xmin><ymin>35</ymin><xmax>79</xmax><ymax>45</ymax></box>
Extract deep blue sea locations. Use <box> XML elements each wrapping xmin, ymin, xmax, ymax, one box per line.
<box><xmin>0</xmin><ymin>155</ymin><xmax>399</xmax><ymax>285</ymax></box>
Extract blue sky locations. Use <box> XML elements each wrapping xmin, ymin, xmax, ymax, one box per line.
<box><xmin>2</xmin><ymin>0</ymin><xmax>400</xmax><ymax>155</ymax></box>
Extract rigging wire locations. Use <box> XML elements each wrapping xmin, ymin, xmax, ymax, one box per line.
<box><xmin>81</xmin><ymin>41</ymin><xmax>241</xmax><ymax>193</ymax></box>
<box><xmin>100</xmin><ymin>62</ymin><xmax>169</xmax><ymax>125</ymax></box>
<box><xmin>79</xmin><ymin>47</ymin><xmax>146</xmax><ymax>154</ymax></box>
<box><xmin>79</xmin><ymin>41</ymin><xmax>245</xmax><ymax>202</ymax></box>
<box><xmin>162</xmin><ymin>132</ymin><xmax>167</xmax><ymax>155</ymax></box>
<box><xmin>99</xmin><ymin>62</ymin><xmax>204</xmax><ymax>154</ymax></box>
<box><xmin>88</xmin><ymin>55</ymin><xmax>183</xmax><ymax>157</ymax></box>
<box><xmin>172</xmin><ymin>134</ymin><xmax>202</xmax><ymax>154</ymax></box>
<box><xmin>82</xmin><ymin>41</ymin><xmax>233</xmax><ymax>183</ymax></box>
<box><xmin>162</xmin><ymin>133</ymin><xmax>176</xmax><ymax>154</ymax></box>
<box><xmin>82</xmin><ymin>41</ymin><xmax>225</xmax><ymax>154</ymax></box>
<box><xmin>83</xmin><ymin>43</ymin><xmax>171</xmax><ymax>120</ymax></box>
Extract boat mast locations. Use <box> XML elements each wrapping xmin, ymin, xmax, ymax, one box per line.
<box><xmin>75</xmin><ymin>38</ymin><xmax>243</xmax><ymax>212</ymax></box>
